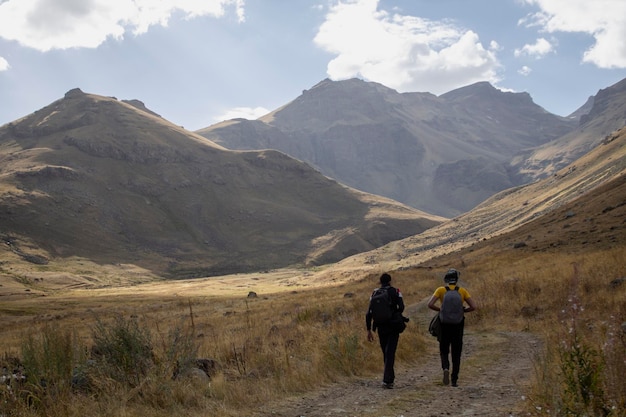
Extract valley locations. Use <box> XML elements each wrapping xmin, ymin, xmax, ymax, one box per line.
<box><xmin>0</xmin><ymin>77</ymin><xmax>625</xmax><ymax>416</ymax></box>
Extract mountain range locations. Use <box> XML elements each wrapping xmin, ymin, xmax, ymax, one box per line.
<box><xmin>0</xmin><ymin>89</ymin><xmax>442</xmax><ymax>278</ymax></box>
<box><xmin>512</xmin><ymin>77</ymin><xmax>626</xmax><ymax>179</ymax></box>
<box><xmin>197</xmin><ymin>77</ymin><xmax>626</xmax><ymax>217</ymax></box>
<box><xmin>341</xmin><ymin>124</ymin><xmax>626</xmax><ymax>275</ymax></box>
<box><xmin>1</xmin><ymin>76</ymin><xmax>625</xmax><ymax>280</ymax></box>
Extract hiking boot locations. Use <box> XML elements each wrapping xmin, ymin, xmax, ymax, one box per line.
<box><xmin>442</xmin><ymin>369</ymin><xmax>450</xmax><ymax>385</ymax></box>
<box><xmin>382</xmin><ymin>382</ymin><xmax>394</xmax><ymax>389</ymax></box>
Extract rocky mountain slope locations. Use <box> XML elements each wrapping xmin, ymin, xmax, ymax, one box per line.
<box><xmin>0</xmin><ymin>89</ymin><xmax>444</xmax><ymax>278</ymax></box>
<box><xmin>197</xmin><ymin>78</ymin><xmax>577</xmax><ymax>217</ymax></box>
<box><xmin>336</xmin><ymin>125</ymin><xmax>626</xmax><ymax>274</ymax></box>
<box><xmin>512</xmin><ymin>77</ymin><xmax>626</xmax><ymax>181</ymax></box>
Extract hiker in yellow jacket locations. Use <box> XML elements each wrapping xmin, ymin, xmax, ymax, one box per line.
<box><xmin>427</xmin><ymin>268</ymin><xmax>477</xmax><ymax>387</ymax></box>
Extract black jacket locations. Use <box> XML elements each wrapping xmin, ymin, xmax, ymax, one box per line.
<box><xmin>365</xmin><ymin>284</ymin><xmax>404</xmax><ymax>332</ymax></box>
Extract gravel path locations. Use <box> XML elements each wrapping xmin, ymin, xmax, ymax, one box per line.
<box><xmin>256</xmin><ymin>330</ymin><xmax>540</xmax><ymax>417</ymax></box>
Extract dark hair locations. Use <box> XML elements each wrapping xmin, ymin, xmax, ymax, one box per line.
<box><xmin>380</xmin><ymin>273</ymin><xmax>392</xmax><ymax>285</ymax></box>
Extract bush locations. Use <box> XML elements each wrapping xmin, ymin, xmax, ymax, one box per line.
<box><xmin>91</xmin><ymin>315</ymin><xmax>154</xmax><ymax>387</ymax></box>
<box><xmin>11</xmin><ymin>324</ymin><xmax>85</xmax><ymax>413</ymax></box>
<box><xmin>559</xmin><ymin>332</ymin><xmax>606</xmax><ymax>415</ymax></box>
<box><xmin>323</xmin><ymin>332</ymin><xmax>362</xmax><ymax>376</ymax></box>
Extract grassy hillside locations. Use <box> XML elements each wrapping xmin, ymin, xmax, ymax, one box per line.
<box><xmin>0</xmin><ymin>89</ymin><xmax>443</xmax><ymax>279</ymax></box>
<box><xmin>0</xmin><ymin>227</ymin><xmax>623</xmax><ymax>416</ymax></box>
<box><xmin>0</xmin><ymin>130</ymin><xmax>624</xmax><ymax>416</ymax></box>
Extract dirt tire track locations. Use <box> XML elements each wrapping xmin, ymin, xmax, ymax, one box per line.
<box><xmin>256</xmin><ymin>330</ymin><xmax>540</xmax><ymax>417</ymax></box>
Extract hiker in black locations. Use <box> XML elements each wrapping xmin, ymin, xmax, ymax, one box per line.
<box><xmin>366</xmin><ymin>273</ymin><xmax>405</xmax><ymax>389</ymax></box>
<box><xmin>427</xmin><ymin>268</ymin><xmax>477</xmax><ymax>387</ymax></box>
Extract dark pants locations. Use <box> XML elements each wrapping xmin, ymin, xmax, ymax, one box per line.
<box><xmin>439</xmin><ymin>320</ymin><xmax>464</xmax><ymax>383</ymax></box>
<box><xmin>377</xmin><ymin>328</ymin><xmax>400</xmax><ymax>384</ymax></box>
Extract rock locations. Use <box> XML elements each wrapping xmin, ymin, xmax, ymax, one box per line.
<box><xmin>609</xmin><ymin>277</ymin><xmax>625</xmax><ymax>288</ymax></box>
<box><xmin>64</xmin><ymin>88</ymin><xmax>84</xmax><ymax>99</ymax></box>
<box><xmin>172</xmin><ymin>358</ymin><xmax>220</xmax><ymax>380</ymax></box>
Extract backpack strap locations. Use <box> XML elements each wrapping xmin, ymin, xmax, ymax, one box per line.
<box><xmin>385</xmin><ymin>287</ymin><xmax>395</xmax><ymax>309</ymax></box>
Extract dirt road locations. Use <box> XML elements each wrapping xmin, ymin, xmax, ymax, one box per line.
<box><xmin>256</xmin><ymin>330</ymin><xmax>540</xmax><ymax>417</ymax></box>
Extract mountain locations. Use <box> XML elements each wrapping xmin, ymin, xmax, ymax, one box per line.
<box><xmin>197</xmin><ymin>78</ymin><xmax>576</xmax><ymax>217</ymax></box>
<box><xmin>0</xmin><ymin>89</ymin><xmax>444</xmax><ymax>278</ymax></box>
<box><xmin>335</xmin><ymin>124</ymin><xmax>626</xmax><ymax>274</ymax></box>
<box><xmin>511</xmin><ymin>77</ymin><xmax>626</xmax><ymax>181</ymax></box>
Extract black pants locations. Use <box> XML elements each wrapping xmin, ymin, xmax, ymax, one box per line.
<box><xmin>377</xmin><ymin>328</ymin><xmax>400</xmax><ymax>384</ymax></box>
<box><xmin>439</xmin><ymin>320</ymin><xmax>464</xmax><ymax>383</ymax></box>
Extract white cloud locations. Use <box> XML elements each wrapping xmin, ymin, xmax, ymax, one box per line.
<box><xmin>313</xmin><ymin>0</ymin><xmax>501</xmax><ymax>94</ymax></box>
<box><xmin>0</xmin><ymin>56</ymin><xmax>8</xmax><ymax>71</ymax></box>
<box><xmin>518</xmin><ymin>65</ymin><xmax>532</xmax><ymax>76</ymax></box>
<box><xmin>214</xmin><ymin>106</ymin><xmax>269</xmax><ymax>122</ymax></box>
<box><xmin>514</xmin><ymin>37</ymin><xmax>554</xmax><ymax>58</ymax></box>
<box><xmin>521</xmin><ymin>0</ymin><xmax>626</xmax><ymax>68</ymax></box>
<box><xmin>0</xmin><ymin>0</ymin><xmax>245</xmax><ymax>52</ymax></box>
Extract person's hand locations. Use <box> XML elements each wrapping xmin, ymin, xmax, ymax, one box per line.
<box><xmin>367</xmin><ymin>330</ymin><xmax>375</xmax><ymax>342</ymax></box>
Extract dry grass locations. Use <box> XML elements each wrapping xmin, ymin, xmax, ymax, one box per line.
<box><xmin>432</xmin><ymin>247</ymin><xmax>626</xmax><ymax>416</ymax></box>
<box><xmin>1</xmin><ymin>244</ymin><xmax>624</xmax><ymax>416</ymax></box>
<box><xmin>0</xmin><ymin>267</ymin><xmax>427</xmax><ymax>416</ymax></box>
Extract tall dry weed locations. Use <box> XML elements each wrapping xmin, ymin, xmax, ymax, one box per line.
<box><xmin>432</xmin><ymin>246</ymin><xmax>625</xmax><ymax>415</ymax></box>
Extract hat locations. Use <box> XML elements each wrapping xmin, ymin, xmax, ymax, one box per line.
<box><xmin>443</xmin><ymin>269</ymin><xmax>459</xmax><ymax>284</ymax></box>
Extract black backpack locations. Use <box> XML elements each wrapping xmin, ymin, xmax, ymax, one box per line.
<box><xmin>369</xmin><ymin>287</ymin><xmax>394</xmax><ymax>324</ymax></box>
<box><xmin>439</xmin><ymin>286</ymin><xmax>464</xmax><ymax>324</ymax></box>
<box><xmin>428</xmin><ymin>314</ymin><xmax>441</xmax><ymax>340</ymax></box>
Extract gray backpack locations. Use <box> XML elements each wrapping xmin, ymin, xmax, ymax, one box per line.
<box><xmin>439</xmin><ymin>287</ymin><xmax>464</xmax><ymax>324</ymax></box>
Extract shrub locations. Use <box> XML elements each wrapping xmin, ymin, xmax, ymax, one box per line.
<box><xmin>323</xmin><ymin>332</ymin><xmax>362</xmax><ymax>376</ymax></box>
<box><xmin>559</xmin><ymin>331</ymin><xmax>607</xmax><ymax>415</ymax></box>
<box><xmin>12</xmin><ymin>324</ymin><xmax>86</xmax><ymax>413</ymax></box>
<box><xmin>91</xmin><ymin>315</ymin><xmax>154</xmax><ymax>387</ymax></box>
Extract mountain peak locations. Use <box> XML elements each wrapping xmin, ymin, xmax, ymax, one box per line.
<box><xmin>64</xmin><ymin>88</ymin><xmax>85</xmax><ymax>99</ymax></box>
<box><xmin>440</xmin><ymin>81</ymin><xmax>538</xmax><ymax>113</ymax></box>
<box><xmin>199</xmin><ymin>77</ymin><xmax>577</xmax><ymax>216</ymax></box>
<box><xmin>440</xmin><ymin>81</ymin><xmax>528</xmax><ymax>100</ymax></box>
<box><xmin>262</xmin><ymin>78</ymin><xmax>401</xmax><ymax>130</ymax></box>
<box><xmin>304</xmin><ymin>77</ymin><xmax>396</xmax><ymax>96</ymax></box>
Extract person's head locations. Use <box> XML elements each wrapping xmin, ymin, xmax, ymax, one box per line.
<box><xmin>443</xmin><ymin>268</ymin><xmax>460</xmax><ymax>284</ymax></box>
<box><xmin>379</xmin><ymin>273</ymin><xmax>392</xmax><ymax>285</ymax></box>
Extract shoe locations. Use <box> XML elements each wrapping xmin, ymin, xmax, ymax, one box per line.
<box><xmin>443</xmin><ymin>369</ymin><xmax>450</xmax><ymax>386</ymax></box>
<box><xmin>451</xmin><ymin>381</ymin><xmax>458</xmax><ymax>387</ymax></box>
<box><xmin>382</xmin><ymin>382</ymin><xmax>394</xmax><ymax>389</ymax></box>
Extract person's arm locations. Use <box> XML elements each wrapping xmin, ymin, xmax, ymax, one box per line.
<box><xmin>427</xmin><ymin>295</ymin><xmax>440</xmax><ymax>311</ymax></box>
<box><xmin>464</xmin><ymin>297</ymin><xmax>477</xmax><ymax>313</ymax></box>
<box><xmin>366</xmin><ymin>305</ymin><xmax>375</xmax><ymax>341</ymax></box>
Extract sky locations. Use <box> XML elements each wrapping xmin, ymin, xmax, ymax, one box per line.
<box><xmin>1</xmin><ymin>0</ymin><xmax>625</xmax><ymax>131</ymax></box>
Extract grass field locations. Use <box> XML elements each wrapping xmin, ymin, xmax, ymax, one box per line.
<box><xmin>1</xmin><ymin>242</ymin><xmax>624</xmax><ymax>416</ymax></box>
